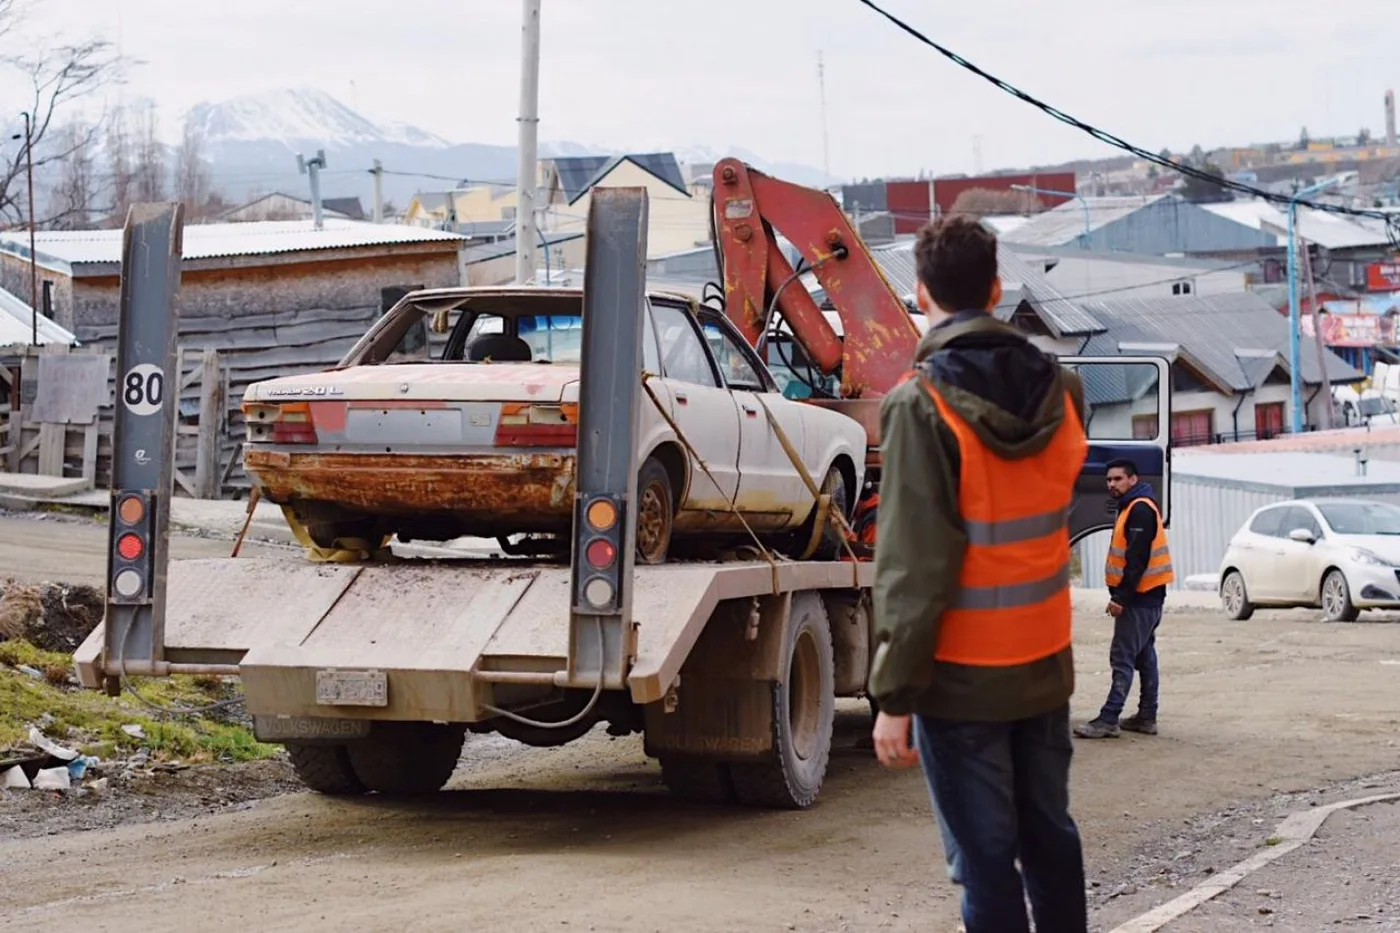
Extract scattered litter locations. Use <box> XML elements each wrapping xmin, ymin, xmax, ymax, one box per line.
<box><xmin>87</xmin><ymin>777</ymin><xmax>109</xmax><ymax>794</ymax></box>
<box><xmin>1381</xmin><ymin>660</ymin><xmax>1400</xmax><ymax>666</ymax></box>
<box><xmin>32</xmin><ymin>766</ymin><xmax>71</xmax><ymax>790</ymax></box>
<box><xmin>121</xmin><ymin>724</ymin><xmax>147</xmax><ymax>740</ymax></box>
<box><xmin>16</xmin><ymin>664</ymin><xmax>43</xmax><ymax>679</ymax></box>
<box><xmin>1</xmin><ymin>765</ymin><xmax>30</xmax><ymax>789</ymax></box>
<box><xmin>28</xmin><ymin>726</ymin><xmax>79</xmax><ymax>762</ymax></box>
<box><xmin>66</xmin><ymin>756</ymin><xmax>99</xmax><ymax>781</ymax></box>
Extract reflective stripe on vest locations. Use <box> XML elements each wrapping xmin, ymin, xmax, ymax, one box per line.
<box><xmin>1104</xmin><ymin>496</ymin><xmax>1175</xmax><ymax>591</ymax></box>
<box><xmin>921</xmin><ymin>378</ymin><xmax>1089</xmax><ymax>667</ymax></box>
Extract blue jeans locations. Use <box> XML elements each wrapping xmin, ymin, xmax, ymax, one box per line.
<box><xmin>913</xmin><ymin>704</ymin><xmax>1087</xmax><ymax>933</ymax></box>
<box><xmin>1098</xmin><ymin>602</ymin><xmax>1162</xmax><ymax>723</ymax></box>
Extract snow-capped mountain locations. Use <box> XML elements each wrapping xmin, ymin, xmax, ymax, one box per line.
<box><xmin>186</xmin><ymin>88</ymin><xmax>453</xmax><ymax>151</ymax></box>
<box><xmin>174</xmin><ymin>88</ymin><xmax>835</xmax><ymax>211</ymax></box>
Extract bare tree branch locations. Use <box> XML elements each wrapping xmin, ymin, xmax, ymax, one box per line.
<box><xmin>0</xmin><ymin>3</ymin><xmax>124</xmax><ymax>225</ymax></box>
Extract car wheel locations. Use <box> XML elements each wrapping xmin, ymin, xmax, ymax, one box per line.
<box><xmin>635</xmin><ymin>456</ymin><xmax>674</xmax><ymax>565</ymax></box>
<box><xmin>1320</xmin><ymin>568</ymin><xmax>1360</xmax><ymax>622</ymax></box>
<box><xmin>1220</xmin><ymin>570</ymin><xmax>1255</xmax><ymax>621</ymax></box>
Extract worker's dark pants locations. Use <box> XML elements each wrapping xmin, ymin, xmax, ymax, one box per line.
<box><xmin>1098</xmin><ymin>602</ymin><xmax>1163</xmax><ymax>724</ymax></box>
<box><xmin>913</xmin><ymin>704</ymin><xmax>1088</xmax><ymax>933</ymax></box>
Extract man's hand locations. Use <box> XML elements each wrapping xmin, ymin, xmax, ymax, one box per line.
<box><xmin>1108</xmin><ymin>601</ymin><xmax>1124</xmax><ymax>617</ymax></box>
<box><xmin>872</xmin><ymin>711</ymin><xmax>921</xmax><ymax>770</ymax></box>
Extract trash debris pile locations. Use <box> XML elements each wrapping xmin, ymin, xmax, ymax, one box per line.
<box><xmin>1</xmin><ymin>726</ymin><xmax>106</xmax><ymax>794</ymax></box>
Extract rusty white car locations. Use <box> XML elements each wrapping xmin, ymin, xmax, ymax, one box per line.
<box><xmin>240</xmin><ymin>286</ymin><xmax>867</xmax><ymax>563</ymax></box>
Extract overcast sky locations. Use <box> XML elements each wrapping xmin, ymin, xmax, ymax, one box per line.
<box><xmin>12</xmin><ymin>0</ymin><xmax>1399</xmax><ymax>178</ymax></box>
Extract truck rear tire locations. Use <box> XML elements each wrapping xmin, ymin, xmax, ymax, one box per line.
<box><xmin>286</xmin><ymin>743</ymin><xmax>366</xmax><ymax>795</ymax></box>
<box><xmin>345</xmin><ymin>722</ymin><xmax>467</xmax><ymax>796</ymax></box>
<box><xmin>727</xmin><ymin>592</ymin><xmax>835</xmax><ymax>809</ymax></box>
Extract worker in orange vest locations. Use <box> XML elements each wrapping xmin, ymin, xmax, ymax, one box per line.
<box><xmin>869</xmin><ymin>215</ymin><xmax>1089</xmax><ymax>933</ymax></box>
<box><xmin>1075</xmin><ymin>458</ymin><xmax>1173</xmax><ymax>739</ymax></box>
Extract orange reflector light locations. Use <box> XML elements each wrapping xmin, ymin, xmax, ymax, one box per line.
<box><xmin>117</xmin><ymin>495</ymin><xmax>145</xmax><ymax>525</ymax></box>
<box><xmin>586</xmin><ymin>499</ymin><xmax>617</xmax><ymax>531</ymax></box>
<box><xmin>117</xmin><ymin>533</ymin><xmax>144</xmax><ymax>561</ymax></box>
<box><xmin>585</xmin><ymin>538</ymin><xmax>617</xmax><ymax>570</ymax></box>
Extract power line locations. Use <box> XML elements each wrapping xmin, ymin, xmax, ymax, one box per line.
<box><xmin>853</xmin><ymin>0</ymin><xmax>1400</xmax><ymax>248</ymax></box>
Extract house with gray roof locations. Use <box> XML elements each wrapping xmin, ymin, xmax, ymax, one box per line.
<box><xmin>1076</xmin><ymin>292</ymin><xmax>1361</xmax><ymax>445</ymax></box>
<box><xmin>541</xmin><ymin>152</ymin><xmax>690</xmax><ymax>207</ymax></box>
<box><xmin>1004</xmin><ymin>194</ymin><xmax>1278</xmax><ymax>254</ymax></box>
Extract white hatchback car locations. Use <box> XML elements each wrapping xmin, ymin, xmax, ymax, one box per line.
<box><xmin>1218</xmin><ymin>497</ymin><xmax>1400</xmax><ymax>621</ymax></box>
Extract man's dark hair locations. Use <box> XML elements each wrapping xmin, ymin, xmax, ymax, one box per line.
<box><xmin>913</xmin><ymin>215</ymin><xmax>999</xmax><ymax>312</ymax></box>
<box><xmin>1106</xmin><ymin>458</ymin><xmax>1139</xmax><ymax>478</ymax></box>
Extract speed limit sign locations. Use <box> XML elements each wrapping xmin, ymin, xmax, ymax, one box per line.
<box><xmin>121</xmin><ymin>363</ymin><xmax>166</xmax><ymax>416</ymax></box>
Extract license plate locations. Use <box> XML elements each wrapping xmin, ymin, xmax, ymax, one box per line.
<box><xmin>315</xmin><ymin>669</ymin><xmax>388</xmax><ymax>707</ymax></box>
<box><xmin>253</xmin><ymin>715</ymin><xmax>371</xmax><ymax>742</ymax></box>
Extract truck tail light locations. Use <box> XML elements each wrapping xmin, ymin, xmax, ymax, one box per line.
<box><xmin>243</xmin><ymin>402</ymin><xmax>319</xmax><ymax>445</ymax></box>
<box><xmin>495</xmin><ymin>402</ymin><xmax>578</xmax><ymax>447</ymax></box>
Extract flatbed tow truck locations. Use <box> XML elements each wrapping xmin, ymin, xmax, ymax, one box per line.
<box><xmin>74</xmin><ymin>178</ymin><xmax>1172</xmax><ymax>809</ymax></box>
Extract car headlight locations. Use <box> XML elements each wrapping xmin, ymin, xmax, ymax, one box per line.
<box><xmin>1348</xmin><ymin>548</ymin><xmax>1395</xmax><ymax>567</ymax></box>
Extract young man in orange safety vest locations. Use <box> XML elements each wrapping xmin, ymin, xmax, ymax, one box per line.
<box><xmin>869</xmin><ymin>214</ymin><xmax>1089</xmax><ymax>933</ymax></box>
<box><xmin>1074</xmin><ymin>458</ymin><xmax>1173</xmax><ymax>739</ymax></box>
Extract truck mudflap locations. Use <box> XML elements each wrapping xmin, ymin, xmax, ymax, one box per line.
<box><xmin>74</xmin><ymin>557</ymin><xmax>872</xmax><ymax>724</ymax></box>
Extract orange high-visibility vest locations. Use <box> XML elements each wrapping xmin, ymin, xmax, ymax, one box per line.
<box><xmin>1105</xmin><ymin>497</ymin><xmax>1174</xmax><ymax>592</ymax></box>
<box><xmin>921</xmin><ymin>379</ymin><xmax>1088</xmax><ymax>667</ymax></box>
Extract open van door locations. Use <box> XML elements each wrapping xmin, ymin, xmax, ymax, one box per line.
<box><xmin>1058</xmin><ymin>356</ymin><xmax>1171</xmax><ymax>545</ymax></box>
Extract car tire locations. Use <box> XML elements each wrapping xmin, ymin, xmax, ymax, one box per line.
<box><xmin>1320</xmin><ymin>568</ymin><xmax>1360</xmax><ymax>622</ymax></box>
<box><xmin>635</xmin><ymin>456</ymin><xmax>674</xmax><ymax>565</ymax></box>
<box><xmin>788</xmin><ymin>464</ymin><xmax>850</xmax><ymax>560</ymax></box>
<box><xmin>1220</xmin><ymin>569</ymin><xmax>1255</xmax><ymax>621</ymax></box>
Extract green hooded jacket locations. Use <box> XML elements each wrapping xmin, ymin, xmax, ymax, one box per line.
<box><xmin>869</xmin><ymin>311</ymin><xmax>1086</xmax><ymax>721</ymax></box>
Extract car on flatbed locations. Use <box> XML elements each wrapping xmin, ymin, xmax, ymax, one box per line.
<box><xmin>240</xmin><ymin>286</ymin><xmax>867</xmax><ymax>562</ymax></box>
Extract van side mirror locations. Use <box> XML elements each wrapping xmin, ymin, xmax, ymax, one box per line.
<box><xmin>1288</xmin><ymin>527</ymin><xmax>1316</xmax><ymax>544</ymax></box>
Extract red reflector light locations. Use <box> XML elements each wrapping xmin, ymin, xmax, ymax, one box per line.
<box><xmin>270</xmin><ymin>423</ymin><xmax>320</xmax><ymax>444</ymax></box>
<box><xmin>585</xmin><ymin>538</ymin><xmax>616</xmax><ymax>570</ymax></box>
<box><xmin>117</xmin><ymin>533</ymin><xmax>144</xmax><ymax>561</ymax></box>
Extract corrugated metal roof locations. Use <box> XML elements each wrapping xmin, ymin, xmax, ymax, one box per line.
<box><xmin>1002</xmin><ymin>196</ymin><xmax>1164</xmax><ymax>247</ymax></box>
<box><xmin>1076</xmin><ymin>291</ymin><xmax>1360</xmax><ymax>405</ymax></box>
<box><xmin>0</xmin><ymin>220</ymin><xmax>466</xmax><ymax>269</ymax></box>
<box><xmin>0</xmin><ymin>285</ymin><xmax>77</xmax><ymax>346</ymax></box>
<box><xmin>1203</xmin><ymin>200</ymin><xmax>1390</xmax><ymax>250</ymax></box>
<box><xmin>1174</xmin><ymin>450</ymin><xmax>1400</xmax><ymax>493</ymax></box>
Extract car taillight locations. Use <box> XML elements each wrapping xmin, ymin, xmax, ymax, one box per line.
<box><xmin>495</xmin><ymin>402</ymin><xmax>578</xmax><ymax>447</ymax></box>
<box><xmin>243</xmin><ymin>402</ymin><xmax>319</xmax><ymax>445</ymax></box>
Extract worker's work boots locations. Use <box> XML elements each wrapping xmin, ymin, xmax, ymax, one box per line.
<box><xmin>1073</xmin><ymin>719</ymin><xmax>1120</xmax><ymax>739</ymax></box>
<box><xmin>1120</xmin><ymin>715</ymin><xmax>1158</xmax><ymax>735</ymax></box>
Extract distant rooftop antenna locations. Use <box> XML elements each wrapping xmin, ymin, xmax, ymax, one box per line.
<box><xmin>817</xmin><ymin>50</ymin><xmax>831</xmax><ymax>179</ymax></box>
<box><xmin>297</xmin><ymin>150</ymin><xmax>327</xmax><ymax>230</ymax></box>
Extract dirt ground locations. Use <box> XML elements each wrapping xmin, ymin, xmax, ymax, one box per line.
<box><xmin>2</xmin><ymin>596</ymin><xmax>1398</xmax><ymax>932</ymax></box>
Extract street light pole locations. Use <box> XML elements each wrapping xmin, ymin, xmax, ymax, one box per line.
<box><xmin>1010</xmin><ymin>183</ymin><xmax>1090</xmax><ymax>247</ymax></box>
<box><xmin>19</xmin><ymin>111</ymin><xmax>37</xmax><ymax>345</ymax></box>
<box><xmin>1287</xmin><ymin>177</ymin><xmax>1342</xmax><ymax>434</ymax></box>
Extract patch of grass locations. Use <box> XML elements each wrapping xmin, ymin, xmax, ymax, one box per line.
<box><xmin>1264</xmin><ymin>835</ymin><xmax>1283</xmax><ymax>846</ymax></box>
<box><xmin>0</xmin><ymin>639</ymin><xmax>278</xmax><ymax>764</ymax></box>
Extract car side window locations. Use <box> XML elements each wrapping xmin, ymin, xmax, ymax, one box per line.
<box><xmin>651</xmin><ymin>301</ymin><xmax>719</xmax><ymax>387</ymax></box>
<box><xmin>642</xmin><ymin>302</ymin><xmax>661</xmax><ymax>374</ymax></box>
<box><xmin>1282</xmin><ymin>506</ymin><xmax>1322</xmax><ymax>539</ymax></box>
<box><xmin>700</xmin><ymin>320</ymin><xmax>769</xmax><ymax>392</ymax></box>
<box><xmin>1248</xmin><ymin>507</ymin><xmax>1284</xmax><ymax>537</ymax></box>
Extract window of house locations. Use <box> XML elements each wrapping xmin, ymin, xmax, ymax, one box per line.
<box><xmin>1254</xmin><ymin>401</ymin><xmax>1285</xmax><ymax>440</ymax></box>
<box><xmin>1170</xmin><ymin>409</ymin><xmax>1214</xmax><ymax>446</ymax></box>
<box><xmin>1171</xmin><ymin>280</ymin><xmax>1194</xmax><ymax>296</ymax></box>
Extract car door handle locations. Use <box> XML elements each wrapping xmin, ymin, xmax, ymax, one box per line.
<box><xmin>741</xmin><ymin>405</ymin><xmax>758</xmax><ymax>417</ymax></box>
<box><xmin>674</xmin><ymin>392</ymin><xmax>688</xmax><ymax>406</ymax></box>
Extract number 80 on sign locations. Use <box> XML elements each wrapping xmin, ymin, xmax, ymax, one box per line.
<box><xmin>122</xmin><ymin>364</ymin><xmax>165</xmax><ymax>416</ymax></box>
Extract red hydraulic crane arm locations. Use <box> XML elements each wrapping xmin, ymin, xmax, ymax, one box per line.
<box><xmin>711</xmin><ymin>158</ymin><xmax>921</xmax><ymax>398</ymax></box>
